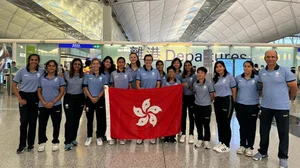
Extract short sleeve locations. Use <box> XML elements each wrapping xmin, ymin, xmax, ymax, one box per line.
<box><xmin>38</xmin><ymin>78</ymin><xmax>42</xmax><ymax>88</ymax></box>
<box><xmin>229</xmin><ymin>75</ymin><xmax>236</xmax><ymax>88</ymax></box>
<box><xmin>128</xmin><ymin>72</ymin><xmax>133</xmax><ymax>82</ymax></box>
<box><xmin>156</xmin><ymin>70</ymin><xmax>161</xmax><ymax>81</ymax></box>
<box><xmin>161</xmin><ymin>80</ymin><xmax>166</xmax><ymax>87</ymax></box>
<box><xmin>192</xmin><ymin>82</ymin><xmax>196</xmax><ymax>92</ymax></box>
<box><xmin>110</xmin><ymin>72</ymin><xmax>114</xmax><ymax>84</ymax></box>
<box><xmin>59</xmin><ymin>77</ymin><xmax>66</xmax><ymax>86</ymax></box>
<box><xmin>192</xmin><ymin>74</ymin><xmax>197</xmax><ymax>83</ymax></box>
<box><xmin>13</xmin><ymin>68</ymin><xmax>22</xmax><ymax>83</ymax></box>
<box><xmin>136</xmin><ymin>70</ymin><xmax>141</xmax><ymax>80</ymax></box>
<box><xmin>284</xmin><ymin>67</ymin><xmax>296</xmax><ymax>83</ymax></box>
<box><xmin>208</xmin><ymin>82</ymin><xmax>215</xmax><ymax>92</ymax></box>
<box><xmin>104</xmin><ymin>76</ymin><xmax>108</xmax><ymax>85</ymax></box>
<box><xmin>255</xmin><ymin>76</ymin><xmax>261</xmax><ymax>90</ymax></box>
<box><xmin>258</xmin><ymin>70</ymin><xmax>262</xmax><ymax>83</ymax></box>
<box><xmin>83</xmin><ymin>75</ymin><xmax>88</xmax><ymax>87</ymax></box>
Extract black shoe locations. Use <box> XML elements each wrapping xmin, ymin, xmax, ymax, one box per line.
<box><xmin>164</xmin><ymin>138</ymin><xmax>169</xmax><ymax>143</ymax></box>
<box><xmin>101</xmin><ymin>136</ymin><xmax>107</xmax><ymax>141</ymax></box>
<box><xmin>27</xmin><ymin>146</ymin><xmax>34</xmax><ymax>152</ymax></box>
<box><xmin>17</xmin><ymin>147</ymin><xmax>25</xmax><ymax>154</ymax></box>
<box><xmin>169</xmin><ymin>137</ymin><xmax>177</xmax><ymax>143</ymax></box>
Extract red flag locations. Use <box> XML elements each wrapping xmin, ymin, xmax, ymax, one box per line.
<box><xmin>106</xmin><ymin>85</ymin><xmax>183</xmax><ymax>139</ymax></box>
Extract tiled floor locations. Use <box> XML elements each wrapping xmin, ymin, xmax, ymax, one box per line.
<box><xmin>1</xmin><ymin>93</ymin><xmax>300</xmax><ymax>168</ymax></box>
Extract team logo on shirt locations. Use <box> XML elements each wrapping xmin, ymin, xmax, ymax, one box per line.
<box><xmin>223</xmin><ymin>79</ymin><xmax>226</xmax><ymax>83</ymax></box>
<box><xmin>252</xmin><ymin>80</ymin><xmax>255</xmax><ymax>84</ymax></box>
<box><xmin>134</xmin><ymin>99</ymin><xmax>162</xmax><ymax>127</ymax></box>
<box><xmin>114</xmin><ymin>75</ymin><xmax>119</xmax><ymax>79</ymax></box>
<box><xmin>124</xmin><ymin>74</ymin><xmax>127</xmax><ymax>79</ymax></box>
<box><xmin>190</xmin><ymin>78</ymin><xmax>193</xmax><ymax>82</ymax></box>
<box><xmin>54</xmin><ymin>78</ymin><xmax>58</xmax><ymax>82</ymax></box>
<box><xmin>275</xmin><ymin>72</ymin><xmax>280</xmax><ymax>77</ymax></box>
<box><xmin>203</xmin><ymin>85</ymin><xmax>207</xmax><ymax>90</ymax></box>
<box><xmin>152</xmin><ymin>72</ymin><xmax>155</xmax><ymax>76</ymax></box>
<box><xmin>37</xmin><ymin>73</ymin><xmax>40</xmax><ymax>78</ymax></box>
<box><xmin>99</xmin><ymin>76</ymin><xmax>102</xmax><ymax>81</ymax></box>
<box><xmin>24</xmin><ymin>74</ymin><xmax>29</xmax><ymax>77</ymax></box>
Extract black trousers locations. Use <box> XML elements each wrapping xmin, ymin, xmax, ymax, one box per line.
<box><xmin>194</xmin><ymin>105</ymin><xmax>212</xmax><ymax>141</ymax></box>
<box><xmin>258</xmin><ymin>107</ymin><xmax>289</xmax><ymax>159</ymax></box>
<box><xmin>18</xmin><ymin>91</ymin><xmax>39</xmax><ymax>148</ymax></box>
<box><xmin>63</xmin><ymin>93</ymin><xmax>85</xmax><ymax>144</ymax></box>
<box><xmin>235</xmin><ymin>102</ymin><xmax>259</xmax><ymax>149</ymax></box>
<box><xmin>86</xmin><ymin>97</ymin><xmax>106</xmax><ymax>138</ymax></box>
<box><xmin>182</xmin><ymin>95</ymin><xmax>195</xmax><ymax>135</ymax></box>
<box><xmin>38</xmin><ymin>105</ymin><xmax>62</xmax><ymax>144</ymax></box>
<box><xmin>214</xmin><ymin>96</ymin><xmax>234</xmax><ymax>147</ymax></box>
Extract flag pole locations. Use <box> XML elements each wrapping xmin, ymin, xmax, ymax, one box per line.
<box><xmin>104</xmin><ymin>85</ymin><xmax>111</xmax><ymax>141</ymax></box>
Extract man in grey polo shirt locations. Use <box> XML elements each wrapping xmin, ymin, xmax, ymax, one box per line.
<box><xmin>253</xmin><ymin>50</ymin><xmax>298</xmax><ymax>168</ymax></box>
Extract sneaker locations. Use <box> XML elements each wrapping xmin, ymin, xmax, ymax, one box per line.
<box><xmin>216</xmin><ymin>144</ymin><xmax>230</xmax><ymax>153</ymax></box>
<box><xmin>188</xmin><ymin>135</ymin><xmax>194</xmax><ymax>144</ymax></box>
<box><xmin>119</xmin><ymin>140</ymin><xmax>126</xmax><ymax>145</ymax></box>
<box><xmin>71</xmin><ymin>140</ymin><xmax>78</xmax><ymax>146</ymax></box>
<box><xmin>179</xmin><ymin>135</ymin><xmax>186</xmax><ymax>143</ymax></box>
<box><xmin>279</xmin><ymin>158</ymin><xmax>288</xmax><ymax>168</ymax></box>
<box><xmin>108</xmin><ymin>139</ymin><xmax>115</xmax><ymax>145</ymax></box>
<box><xmin>213</xmin><ymin>142</ymin><xmax>222</xmax><ymax>151</ymax></box>
<box><xmin>85</xmin><ymin>137</ymin><xmax>92</xmax><ymax>146</ymax></box>
<box><xmin>97</xmin><ymin>138</ymin><xmax>103</xmax><ymax>146</ymax></box>
<box><xmin>65</xmin><ymin>144</ymin><xmax>72</xmax><ymax>151</ymax></box>
<box><xmin>136</xmin><ymin>139</ymin><xmax>143</xmax><ymax>145</ymax></box>
<box><xmin>150</xmin><ymin>138</ymin><xmax>156</xmax><ymax>144</ymax></box>
<box><xmin>203</xmin><ymin>141</ymin><xmax>211</xmax><ymax>149</ymax></box>
<box><xmin>169</xmin><ymin>137</ymin><xmax>177</xmax><ymax>143</ymax></box>
<box><xmin>253</xmin><ymin>152</ymin><xmax>268</xmax><ymax>161</ymax></box>
<box><xmin>237</xmin><ymin>146</ymin><xmax>246</xmax><ymax>155</ymax></box>
<box><xmin>195</xmin><ymin>140</ymin><xmax>203</xmax><ymax>148</ymax></box>
<box><xmin>245</xmin><ymin>148</ymin><xmax>253</xmax><ymax>157</ymax></box>
<box><xmin>164</xmin><ymin>137</ymin><xmax>169</xmax><ymax>143</ymax></box>
<box><xmin>38</xmin><ymin>143</ymin><xmax>45</xmax><ymax>152</ymax></box>
<box><xmin>102</xmin><ymin>136</ymin><xmax>107</xmax><ymax>141</ymax></box>
<box><xmin>16</xmin><ymin>147</ymin><xmax>25</xmax><ymax>154</ymax></box>
<box><xmin>27</xmin><ymin>145</ymin><xmax>34</xmax><ymax>152</ymax></box>
<box><xmin>52</xmin><ymin>143</ymin><xmax>59</xmax><ymax>151</ymax></box>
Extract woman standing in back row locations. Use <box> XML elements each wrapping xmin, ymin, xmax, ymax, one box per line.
<box><xmin>212</xmin><ymin>61</ymin><xmax>236</xmax><ymax>153</ymax></box>
<box><xmin>126</xmin><ymin>52</ymin><xmax>141</xmax><ymax>89</ymax></box>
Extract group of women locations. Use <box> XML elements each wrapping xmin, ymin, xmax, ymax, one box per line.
<box><xmin>13</xmin><ymin>53</ymin><xmax>260</xmax><ymax>158</ymax></box>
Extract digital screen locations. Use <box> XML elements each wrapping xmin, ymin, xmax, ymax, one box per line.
<box><xmin>217</xmin><ymin>59</ymin><xmax>233</xmax><ymax>75</ymax></box>
<box><xmin>234</xmin><ymin>59</ymin><xmax>251</xmax><ymax>77</ymax></box>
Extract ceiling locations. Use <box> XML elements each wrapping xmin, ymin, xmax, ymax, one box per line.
<box><xmin>0</xmin><ymin>0</ymin><xmax>299</xmax><ymax>43</ymax></box>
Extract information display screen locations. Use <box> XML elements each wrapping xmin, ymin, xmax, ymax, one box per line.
<box><xmin>217</xmin><ymin>59</ymin><xmax>233</xmax><ymax>75</ymax></box>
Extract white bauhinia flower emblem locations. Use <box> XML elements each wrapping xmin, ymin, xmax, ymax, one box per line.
<box><xmin>134</xmin><ymin>99</ymin><xmax>162</xmax><ymax>127</ymax></box>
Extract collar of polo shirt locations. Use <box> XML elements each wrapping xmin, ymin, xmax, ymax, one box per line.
<box><xmin>26</xmin><ymin>66</ymin><xmax>39</xmax><ymax>72</ymax></box>
<box><xmin>44</xmin><ymin>73</ymin><xmax>58</xmax><ymax>77</ymax></box>
<box><xmin>117</xmin><ymin>69</ymin><xmax>126</xmax><ymax>73</ymax></box>
<box><xmin>143</xmin><ymin>65</ymin><xmax>153</xmax><ymax>71</ymax></box>
<box><xmin>196</xmin><ymin>79</ymin><xmax>206</xmax><ymax>84</ymax></box>
<box><xmin>241</xmin><ymin>73</ymin><xmax>255</xmax><ymax>78</ymax></box>
<box><xmin>93</xmin><ymin>72</ymin><xmax>101</xmax><ymax>76</ymax></box>
<box><xmin>167</xmin><ymin>77</ymin><xmax>177</xmax><ymax>82</ymax></box>
<box><xmin>265</xmin><ymin>64</ymin><xmax>279</xmax><ymax>70</ymax></box>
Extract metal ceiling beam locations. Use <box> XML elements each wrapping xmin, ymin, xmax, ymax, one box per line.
<box><xmin>179</xmin><ymin>0</ymin><xmax>237</xmax><ymax>42</ymax></box>
<box><xmin>7</xmin><ymin>0</ymin><xmax>90</xmax><ymax>40</ymax></box>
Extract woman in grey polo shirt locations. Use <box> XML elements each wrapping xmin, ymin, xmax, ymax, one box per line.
<box><xmin>212</xmin><ymin>61</ymin><xmax>236</xmax><ymax>153</ymax></box>
<box><xmin>156</xmin><ymin>60</ymin><xmax>166</xmax><ymax>86</ymax></box>
<box><xmin>100</xmin><ymin>56</ymin><xmax>116</xmax><ymax>86</ymax></box>
<box><xmin>13</xmin><ymin>54</ymin><xmax>44</xmax><ymax>153</ymax></box>
<box><xmin>126</xmin><ymin>52</ymin><xmax>141</xmax><ymax>89</ymax></box>
<box><xmin>37</xmin><ymin>60</ymin><xmax>66</xmax><ymax>152</ymax></box>
<box><xmin>235</xmin><ymin>61</ymin><xmax>260</xmax><ymax>157</ymax></box>
<box><xmin>63</xmin><ymin>58</ymin><xmax>85</xmax><ymax>151</ymax></box>
<box><xmin>171</xmin><ymin>58</ymin><xmax>182</xmax><ymax>81</ymax></box>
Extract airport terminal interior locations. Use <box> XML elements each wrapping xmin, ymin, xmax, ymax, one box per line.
<box><xmin>1</xmin><ymin>0</ymin><xmax>300</xmax><ymax>167</ymax></box>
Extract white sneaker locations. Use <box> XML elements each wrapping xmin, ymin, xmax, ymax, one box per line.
<box><xmin>97</xmin><ymin>138</ymin><xmax>103</xmax><ymax>146</ymax></box>
<box><xmin>203</xmin><ymin>141</ymin><xmax>211</xmax><ymax>149</ymax></box>
<box><xmin>150</xmin><ymin>138</ymin><xmax>156</xmax><ymax>144</ymax></box>
<box><xmin>194</xmin><ymin>140</ymin><xmax>203</xmax><ymax>148</ymax></box>
<box><xmin>119</xmin><ymin>140</ymin><xmax>126</xmax><ymax>145</ymax></box>
<box><xmin>52</xmin><ymin>143</ymin><xmax>59</xmax><ymax>151</ymax></box>
<box><xmin>108</xmin><ymin>139</ymin><xmax>115</xmax><ymax>145</ymax></box>
<box><xmin>216</xmin><ymin>144</ymin><xmax>230</xmax><ymax>153</ymax></box>
<box><xmin>38</xmin><ymin>143</ymin><xmax>45</xmax><ymax>152</ymax></box>
<box><xmin>179</xmin><ymin>135</ymin><xmax>186</xmax><ymax>143</ymax></box>
<box><xmin>237</xmin><ymin>146</ymin><xmax>246</xmax><ymax>155</ymax></box>
<box><xmin>136</xmin><ymin>139</ymin><xmax>143</xmax><ymax>144</ymax></box>
<box><xmin>188</xmin><ymin>135</ymin><xmax>194</xmax><ymax>144</ymax></box>
<box><xmin>245</xmin><ymin>148</ymin><xmax>253</xmax><ymax>157</ymax></box>
<box><xmin>85</xmin><ymin>137</ymin><xmax>92</xmax><ymax>146</ymax></box>
<box><xmin>213</xmin><ymin>142</ymin><xmax>222</xmax><ymax>151</ymax></box>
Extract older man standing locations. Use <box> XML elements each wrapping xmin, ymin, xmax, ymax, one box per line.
<box><xmin>253</xmin><ymin>50</ymin><xmax>298</xmax><ymax>168</ymax></box>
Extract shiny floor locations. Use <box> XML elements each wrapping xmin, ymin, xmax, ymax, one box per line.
<box><xmin>1</xmin><ymin>93</ymin><xmax>300</xmax><ymax>168</ymax></box>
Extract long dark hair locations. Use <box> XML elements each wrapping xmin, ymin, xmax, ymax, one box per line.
<box><xmin>171</xmin><ymin>58</ymin><xmax>182</xmax><ymax>73</ymax></box>
<box><xmin>117</xmin><ymin>56</ymin><xmax>126</xmax><ymax>70</ymax></box>
<box><xmin>156</xmin><ymin>60</ymin><xmax>166</xmax><ymax>76</ymax></box>
<box><xmin>129</xmin><ymin>52</ymin><xmax>141</xmax><ymax>67</ymax></box>
<box><xmin>44</xmin><ymin>60</ymin><xmax>58</xmax><ymax>76</ymax></box>
<box><xmin>243</xmin><ymin>60</ymin><xmax>256</xmax><ymax>75</ymax></box>
<box><xmin>182</xmin><ymin>61</ymin><xmax>195</xmax><ymax>78</ymax></box>
<box><xmin>69</xmin><ymin>58</ymin><xmax>84</xmax><ymax>78</ymax></box>
<box><xmin>26</xmin><ymin>54</ymin><xmax>40</xmax><ymax>71</ymax></box>
<box><xmin>213</xmin><ymin>61</ymin><xmax>229</xmax><ymax>83</ymax></box>
<box><xmin>100</xmin><ymin>56</ymin><xmax>116</xmax><ymax>74</ymax></box>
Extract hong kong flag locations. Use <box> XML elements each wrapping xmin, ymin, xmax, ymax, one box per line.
<box><xmin>104</xmin><ymin>85</ymin><xmax>183</xmax><ymax>139</ymax></box>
